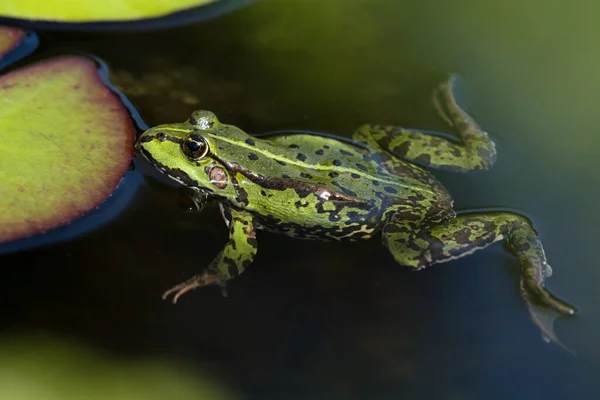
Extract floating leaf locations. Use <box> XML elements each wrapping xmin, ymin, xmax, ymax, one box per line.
<box><xmin>0</xmin><ymin>0</ymin><xmax>230</xmax><ymax>22</ymax></box>
<box><xmin>0</xmin><ymin>25</ymin><xmax>24</xmax><ymax>58</ymax></box>
<box><xmin>0</xmin><ymin>56</ymin><xmax>135</xmax><ymax>244</ymax></box>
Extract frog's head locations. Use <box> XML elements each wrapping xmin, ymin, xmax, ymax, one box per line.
<box><xmin>136</xmin><ymin>110</ymin><xmax>242</xmax><ymax>201</ymax></box>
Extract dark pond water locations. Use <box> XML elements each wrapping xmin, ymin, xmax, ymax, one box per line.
<box><xmin>2</xmin><ymin>0</ymin><xmax>600</xmax><ymax>398</ymax></box>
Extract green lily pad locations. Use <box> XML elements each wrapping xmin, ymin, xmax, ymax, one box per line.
<box><xmin>0</xmin><ymin>336</ymin><xmax>238</xmax><ymax>399</ymax></box>
<box><xmin>0</xmin><ymin>55</ymin><xmax>135</xmax><ymax>244</ymax></box>
<box><xmin>0</xmin><ymin>0</ymin><xmax>247</xmax><ymax>23</ymax></box>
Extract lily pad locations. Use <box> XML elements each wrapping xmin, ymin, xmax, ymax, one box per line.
<box><xmin>0</xmin><ymin>0</ymin><xmax>251</xmax><ymax>23</ymax></box>
<box><xmin>0</xmin><ymin>56</ymin><xmax>135</xmax><ymax>244</ymax></box>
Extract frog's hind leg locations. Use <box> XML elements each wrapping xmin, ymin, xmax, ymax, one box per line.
<box><xmin>162</xmin><ymin>206</ymin><xmax>258</xmax><ymax>303</ymax></box>
<box><xmin>382</xmin><ymin>211</ymin><xmax>576</xmax><ymax>348</ymax></box>
<box><xmin>352</xmin><ymin>75</ymin><xmax>496</xmax><ymax>172</ymax></box>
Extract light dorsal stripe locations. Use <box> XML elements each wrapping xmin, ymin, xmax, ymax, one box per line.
<box><xmin>166</xmin><ymin>127</ymin><xmax>434</xmax><ymax>195</ymax></box>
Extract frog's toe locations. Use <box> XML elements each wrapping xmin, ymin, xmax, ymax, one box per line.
<box><xmin>522</xmin><ymin>278</ymin><xmax>577</xmax><ymax>315</ymax></box>
<box><xmin>521</xmin><ymin>281</ymin><xmax>577</xmax><ymax>355</ymax></box>
<box><xmin>162</xmin><ymin>272</ymin><xmax>223</xmax><ymax>303</ymax></box>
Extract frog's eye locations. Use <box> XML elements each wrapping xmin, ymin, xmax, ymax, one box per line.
<box><xmin>181</xmin><ymin>133</ymin><xmax>210</xmax><ymax>160</ymax></box>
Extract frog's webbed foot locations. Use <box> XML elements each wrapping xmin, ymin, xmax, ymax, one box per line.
<box><xmin>382</xmin><ymin>210</ymin><xmax>576</xmax><ymax>351</ymax></box>
<box><xmin>162</xmin><ymin>272</ymin><xmax>225</xmax><ymax>303</ymax></box>
<box><xmin>517</xmin><ymin>251</ymin><xmax>577</xmax><ymax>353</ymax></box>
<box><xmin>521</xmin><ymin>281</ymin><xmax>577</xmax><ymax>355</ymax></box>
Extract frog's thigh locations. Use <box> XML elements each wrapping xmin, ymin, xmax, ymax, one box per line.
<box><xmin>210</xmin><ymin>206</ymin><xmax>258</xmax><ymax>279</ymax></box>
<box><xmin>382</xmin><ymin>213</ymin><xmax>506</xmax><ymax>269</ymax></box>
<box><xmin>382</xmin><ymin>211</ymin><xmax>575</xmax><ymax>314</ymax></box>
<box><xmin>352</xmin><ymin>76</ymin><xmax>496</xmax><ymax>172</ymax></box>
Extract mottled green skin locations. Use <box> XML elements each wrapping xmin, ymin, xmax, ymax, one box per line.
<box><xmin>137</xmin><ymin>76</ymin><xmax>575</xmax><ymax>347</ymax></box>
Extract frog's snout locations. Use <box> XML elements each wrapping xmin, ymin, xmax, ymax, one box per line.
<box><xmin>135</xmin><ymin>131</ymin><xmax>151</xmax><ymax>152</ymax></box>
<box><xmin>136</xmin><ymin>129</ymin><xmax>165</xmax><ymax>149</ymax></box>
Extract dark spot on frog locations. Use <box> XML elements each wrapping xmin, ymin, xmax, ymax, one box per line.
<box><xmin>372</xmin><ymin>180</ymin><xmax>380</xmax><ymax>186</ymax></box>
<box><xmin>340</xmin><ymin>149</ymin><xmax>354</xmax><ymax>156</ymax></box>
<box><xmin>395</xmin><ymin>141</ymin><xmax>411</xmax><ymax>156</ymax></box>
<box><xmin>323</xmin><ymin>145</ymin><xmax>330</xmax><ymax>149</ymax></box>
<box><xmin>351</xmin><ymin>173</ymin><xmax>360</xmax><ymax>179</ymax></box>
<box><xmin>209</xmin><ymin>167</ymin><xmax>228</xmax><ymax>189</ymax></box>
<box><xmin>454</xmin><ymin>229</ymin><xmax>471</xmax><ymax>244</ymax></box>
<box><xmin>329</xmin><ymin>171</ymin><xmax>339</xmax><ymax>178</ymax></box>
<box><xmin>332</xmin><ymin>181</ymin><xmax>357</xmax><ymax>197</ymax></box>
<box><xmin>374</xmin><ymin>192</ymin><xmax>387</xmax><ymax>201</ymax></box>
<box><xmin>408</xmin><ymin>193</ymin><xmax>426</xmax><ymax>202</ymax></box>
<box><xmin>289</xmin><ymin>144</ymin><xmax>299</xmax><ymax>149</ymax></box>
<box><xmin>245</xmin><ymin>138</ymin><xmax>255</xmax><ymax>146</ymax></box>
<box><xmin>315</xmin><ymin>149</ymin><xmax>324</xmax><ymax>155</ymax></box>
<box><xmin>139</xmin><ymin>135</ymin><xmax>153</xmax><ymax>143</ymax></box>
<box><xmin>346</xmin><ymin>211</ymin><xmax>362</xmax><ymax>223</ymax></box>
<box><xmin>384</xmin><ymin>186</ymin><xmax>398</xmax><ymax>194</ymax></box>
<box><xmin>355</xmin><ymin>163</ymin><xmax>368</xmax><ymax>172</ymax></box>
<box><xmin>248</xmin><ymin>153</ymin><xmax>259</xmax><ymax>161</ymax></box>
<box><xmin>282</xmin><ymin>174</ymin><xmax>290</xmax><ymax>179</ymax></box>
<box><xmin>333</xmin><ymin>159</ymin><xmax>342</xmax><ymax>166</ymax></box>
<box><xmin>299</xmin><ymin>172</ymin><xmax>312</xmax><ymax>179</ymax></box>
<box><xmin>414</xmin><ymin>153</ymin><xmax>431</xmax><ymax>165</ymax></box>
<box><xmin>260</xmin><ymin>190</ymin><xmax>267</xmax><ymax>196</ymax></box>
<box><xmin>247</xmin><ymin>237</ymin><xmax>258</xmax><ymax>249</ymax></box>
<box><xmin>225</xmin><ymin>260</ymin><xmax>239</xmax><ymax>279</ymax></box>
<box><xmin>296</xmin><ymin>153</ymin><xmax>307</xmax><ymax>161</ymax></box>
<box><xmin>276</xmin><ymin>160</ymin><xmax>287</xmax><ymax>166</ymax></box>
<box><xmin>294</xmin><ymin>200</ymin><xmax>309</xmax><ymax>208</ymax></box>
<box><xmin>516</xmin><ymin>241</ymin><xmax>532</xmax><ymax>252</ymax></box>
<box><xmin>235</xmin><ymin>187</ymin><xmax>249</xmax><ymax>206</ymax></box>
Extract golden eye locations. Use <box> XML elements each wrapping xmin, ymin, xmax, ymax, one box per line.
<box><xmin>181</xmin><ymin>133</ymin><xmax>209</xmax><ymax>160</ymax></box>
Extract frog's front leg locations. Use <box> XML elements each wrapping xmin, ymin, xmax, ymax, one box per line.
<box><xmin>353</xmin><ymin>75</ymin><xmax>497</xmax><ymax>172</ymax></box>
<box><xmin>382</xmin><ymin>211</ymin><xmax>576</xmax><ymax>347</ymax></box>
<box><xmin>162</xmin><ymin>206</ymin><xmax>257</xmax><ymax>303</ymax></box>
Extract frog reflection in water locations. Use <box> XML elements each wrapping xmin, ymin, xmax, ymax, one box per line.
<box><xmin>137</xmin><ymin>76</ymin><xmax>575</xmax><ymax>348</ymax></box>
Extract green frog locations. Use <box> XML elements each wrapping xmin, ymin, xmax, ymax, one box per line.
<box><xmin>137</xmin><ymin>76</ymin><xmax>575</xmax><ymax>348</ymax></box>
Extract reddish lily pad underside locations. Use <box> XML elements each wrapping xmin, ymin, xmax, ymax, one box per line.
<box><xmin>0</xmin><ymin>56</ymin><xmax>134</xmax><ymax>243</ymax></box>
<box><xmin>0</xmin><ymin>26</ymin><xmax>24</xmax><ymax>58</ymax></box>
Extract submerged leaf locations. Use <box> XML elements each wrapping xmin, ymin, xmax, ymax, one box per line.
<box><xmin>0</xmin><ymin>0</ymin><xmax>222</xmax><ymax>22</ymax></box>
<box><xmin>0</xmin><ymin>336</ymin><xmax>238</xmax><ymax>399</ymax></box>
<box><xmin>0</xmin><ymin>56</ymin><xmax>135</xmax><ymax>243</ymax></box>
<box><xmin>0</xmin><ymin>26</ymin><xmax>24</xmax><ymax>58</ymax></box>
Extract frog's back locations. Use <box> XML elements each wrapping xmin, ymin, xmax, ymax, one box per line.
<box><xmin>259</xmin><ymin>133</ymin><xmax>449</xmax><ymax>203</ymax></box>
<box><xmin>215</xmin><ymin>132</ymin><xmax>453</xmax><ymax>240</ymax></box>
